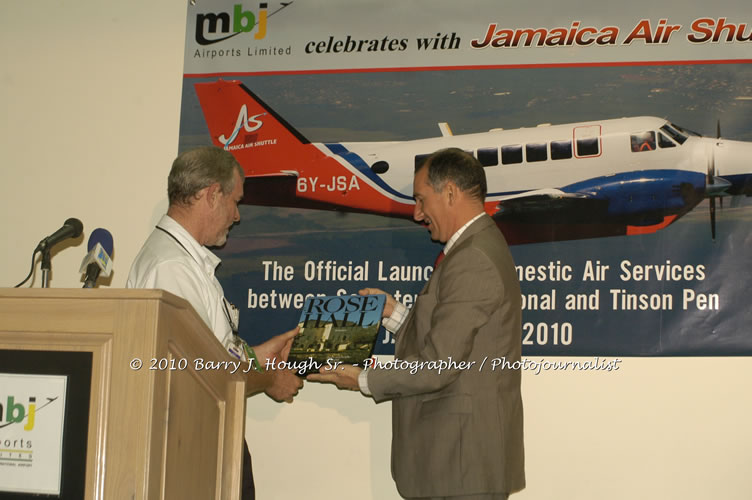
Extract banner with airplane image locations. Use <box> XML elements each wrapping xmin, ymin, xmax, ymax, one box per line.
<box><xmin>179</xmin><ymin>0</ymin><xmax>752</xmax><ymax>356</ymax></box>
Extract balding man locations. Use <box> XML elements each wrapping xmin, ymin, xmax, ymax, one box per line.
<box><xmin>128</xmin><ymin>146</ymin><xmax>302</xmax><ymax>500</ymax></box>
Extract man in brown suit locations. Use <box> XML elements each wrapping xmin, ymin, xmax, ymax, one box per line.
<box><xmin>309</xmin><ymin>148</ymin><xmax>525</xmax><ymax>499</ymax></box>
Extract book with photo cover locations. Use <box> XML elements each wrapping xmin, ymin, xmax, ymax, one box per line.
<box><xmin>288</xmin><ymin>294</ymin><xmax>386</xmax><ymax>375</ymax></box>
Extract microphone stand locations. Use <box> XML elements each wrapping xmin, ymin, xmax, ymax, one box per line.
<box><xmin>40</xmin><ymin>246</ymin><xmax>52</xmax><ymax>288</ymax></box>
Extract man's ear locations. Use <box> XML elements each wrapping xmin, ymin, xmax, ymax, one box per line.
<box><xmin>445</xmin><ymin>181</ymin><xmax>458</xmax><ymax>205</ymax></box>
<box><xmin>204</xmin><ymin>182</ymin><xmax>223</xmax><ymax>208</ymax></box>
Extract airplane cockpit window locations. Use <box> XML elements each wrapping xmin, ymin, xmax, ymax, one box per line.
<box><xmin>477</xmin><ymin>147</ymin><xmax>499</xmax><ymax>167</ymax></box>
<box><xmin>670</xmin><ymin>122</ymin><xmax>699</xmax><ymax>138</ymax></box>
<box><xmin>501</xmin><ymin>144</ymin><xmax>523</xmax><ymax>165</ymax></box>
<box><xmin>630</xmin><ymin>131</ymin><xmax>656</xmax><ymax>152</ymax></box>
<box><xmin>658</xmin><ymin>132</ymin><xmax>677</xmax><ymax>149</ymax></box>
<box><xmin>526</xmin><ymin>143</ymin><xmax>547</xmax><ymax>162</ymax></box>
<box><xmin>551</xmin><ymin>140</ymin><xmax>573</xmax><ymax>160</ymax></box>
<box><xmin>661</xmin><ymin>124</ymin><xmax>688</xmax><ymax>144</ymax></box>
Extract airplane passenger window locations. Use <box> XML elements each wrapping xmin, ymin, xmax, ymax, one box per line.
<box><xmin>551</xmin><ymin>140</ymin><xmax>572</xmax><ymax>160</ymax></box>
<box><xmin>501</xmin><ymin>145</ymin><xmax>523</xmax><ymax>165</ymax></box>
<box><xmin>630</xmin><ymin>131</ymin><xmax>656</xmax><ymax>152</ymax></box>
<box><xmin>576</xmin><ymin>138</ymin><xmax>599</xmax><ymax>157</ymax></box>
<box><xmin>415</xmin><ymin>154</ymin><xmax>431</xmax><ymax>169</ymax></box>
<box><xmin>658</xmin><ymin>132</ymin><xmax>676</xmax><ymax>149</ymax></box>
<box><xmin>371</xmin><ymin>160</ymin><xmax>390</xmax><ymax>173</ymax></box>
<box><xmin>477</xmin><ymin>147</ymin><xmax>499</xmax><ymax>166</ymax></box>
<box><xmin>526</xmin><ymin>143</ymin><xmax>547</xmax><ymax>162</ymax></box>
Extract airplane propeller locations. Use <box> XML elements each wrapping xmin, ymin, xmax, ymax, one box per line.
<box><xmin>705</xmin><ymin>120</ymin><xmax>721</xmax><ymax>241</ymax></box>
<box><xmin>718</xmin><ymin>121</ymin><xmax>724</xmax><ymax>211</ymax></box>
<box><xmin>706</xmin><ymin>119</ymin><xmax>730</xmax><ymax>241</ymax></box>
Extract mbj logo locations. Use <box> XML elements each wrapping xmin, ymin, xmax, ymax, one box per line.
<box><xmin>219</xmin><ymin>105</ymin><xmax>267</xmax><ymax>146</ymax></box>
<box><xmin>0</xmin><ymin>396</ymin><xmax>36</xmax><ymax>431</ymax></box>
<box><xmin>196</xmin><ymin>3</ymin><xmax>269</xmax><ymax>45</ymax></box>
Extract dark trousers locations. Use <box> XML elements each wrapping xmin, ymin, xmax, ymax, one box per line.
<box><xmin>242</xmin><ymin>440</ymin><xmax>255</xmax><ymax>500</ymax></box>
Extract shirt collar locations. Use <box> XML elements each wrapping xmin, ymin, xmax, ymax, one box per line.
<box><xmin>443</xmin><ymin>212</ymin><xmax>484</xmax><ymax>255</ymax></box>
<box><xmin>157</xmin><ymin>214</ymin><xmax>222</xmax><ymax>274</ymax></box>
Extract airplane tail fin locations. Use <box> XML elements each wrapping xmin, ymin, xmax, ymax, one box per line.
<box><xmin>194</xmin><ymin>79</ymin><xmax>321</xmax><ymax>176</ymax></box>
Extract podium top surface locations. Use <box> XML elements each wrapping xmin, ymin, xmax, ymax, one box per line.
<box><xmin>0</xmin><ymin>287</ymin><xmax>190</xmax><ymax>307</ymax></box>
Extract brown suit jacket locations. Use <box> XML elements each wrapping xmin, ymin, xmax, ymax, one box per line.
<box><xmin>368</xmin><ymin>214</ymin><xmax>525</xmax><ymax>498</ymax></box>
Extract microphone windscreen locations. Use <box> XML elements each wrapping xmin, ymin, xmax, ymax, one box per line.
<box><xmin>65</xmin><ymin>218</ymin><xmax>84</xmax><ymax>239</ymax></box>
<box><xmin>87</xmin><ymin>228</ymin><xmax>114</xmax><ymax>256</ymax></box>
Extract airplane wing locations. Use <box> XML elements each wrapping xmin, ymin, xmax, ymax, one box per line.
<box><xmin>494</xmin><ymin>189</ymin><xmax>609</xmax><ymax>224</ymax></box>
<box><xmin>492</xmin><ymin>187</ymin><xmax>686</xmax><ymax>244</ymax></box>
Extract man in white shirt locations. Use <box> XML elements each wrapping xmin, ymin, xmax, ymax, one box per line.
<box><xmin>128</xmin><ymin>146</ymin><xmax>303</xmax><ymax>500</ymax></box>
<box><xmin>309</xmin><ymin>148</ymin><xmax>525</xmax><ymax>499</ymax></box>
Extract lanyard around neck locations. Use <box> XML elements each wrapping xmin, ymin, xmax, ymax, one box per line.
<box><xmin>155</xmin><ymin>225</ymin><xmax>201</xmax><ymax>268</ymax></box>
<box><xmin>155</xmin><ymin>225</ymin><xmax>238</xmax><ymax>333</ymax></box>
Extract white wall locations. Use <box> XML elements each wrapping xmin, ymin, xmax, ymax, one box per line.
<box><xmin>0</xmin><ymin>0</ymin><xmax>181</xmax><ymax>289</ymax></box>
<box><xmin>2</xmin><ymin>2</ymin><xmax>751</xmax><ymax>499</ymax></box>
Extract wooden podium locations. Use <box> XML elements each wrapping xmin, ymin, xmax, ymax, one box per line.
<box><xmin>0</xmin><ymin>289</ymin><xmax>246</xmax><ymax>500</ymax></box>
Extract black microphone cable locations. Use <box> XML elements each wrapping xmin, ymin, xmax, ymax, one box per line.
<box><xmin>13</xmin><ymin>218</ymin><xmax>84</xmax><ymax>287</ymax></box>
<box><xmin>14</xmin><ymin>249</ymin><xmax>39</xmax><ymax>288</ymax></box>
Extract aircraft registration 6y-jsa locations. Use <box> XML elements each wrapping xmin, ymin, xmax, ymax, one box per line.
<box><xmin>195</xmin><ymin>79</ymin><xmax>752</xmax><ymax>245</ymax></box>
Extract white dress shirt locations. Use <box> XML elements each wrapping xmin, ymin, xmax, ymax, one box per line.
<box><xmin>127</xmin><ymin>214</ymin><xmax>243</xmax><ymax>359</ymax></box>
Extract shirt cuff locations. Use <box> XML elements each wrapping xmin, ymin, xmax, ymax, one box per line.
<box><xmin>358</xmin><ymin>368</ymin><xmax>372</xmax><ymax>396</ymax></box>
<box><xmin>382</xmin><ymin>301</ymin><xmax>408</xmax><ymax>333</ymax></box>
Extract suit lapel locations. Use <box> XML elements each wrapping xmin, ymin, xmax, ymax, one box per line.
<box><xmin>395</xmin><ymin>215</ymin><xmax>494</xmax><ymax>356</ymax></box>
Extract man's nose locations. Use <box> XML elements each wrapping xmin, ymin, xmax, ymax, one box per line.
<box><xmin>413</xmin><ymin>204</ymin><xmax>424</xmax><ymax>222</ymax></box>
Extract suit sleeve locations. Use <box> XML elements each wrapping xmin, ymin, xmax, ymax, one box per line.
<box><xmin>368</xmin><ymin>244</ymin><xmax>503</xmax><ymax>401</ymax></box>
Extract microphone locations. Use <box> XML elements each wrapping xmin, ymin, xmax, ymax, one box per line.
<box><xmin>80</xmin><ymin>228</ymin><xmax>114</xmax><ymax>288</ymax></box>
<box><xmin>36</xmin><ymin>218</ymin><xmax>84</xmax><ymax>252</ymax></box>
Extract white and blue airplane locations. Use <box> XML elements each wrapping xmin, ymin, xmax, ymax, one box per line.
<box><xmin>195</xmin><ymin>79</ymin><xmax>752</xmax><ymax>245</ymax></box>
